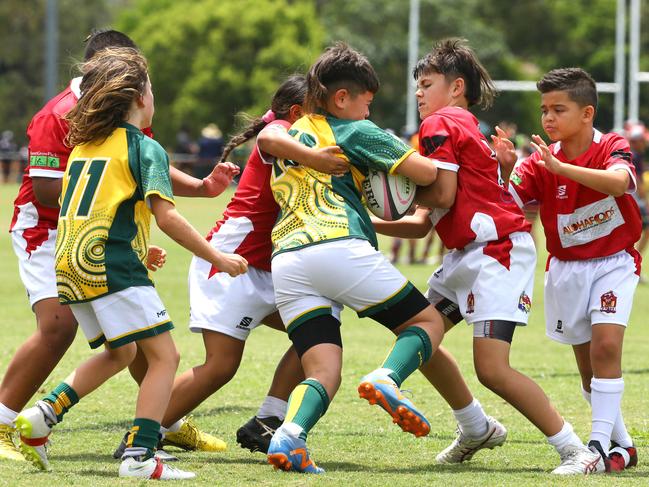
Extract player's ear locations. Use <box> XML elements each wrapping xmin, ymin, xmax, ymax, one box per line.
<box><xmin>332</xmin><ymin>88</ymin><xmax>349</xmax><ymax>109</ymax></box>
<box><xmin>288</xmin><ymin>104</ymin><xmax>303</xmax><ymax>122</ymax></box>
<box><xmin>135</xmin><ymin>94</ymin><xmax>145</xmax><ymax>109</ymax></box>
<box><xmin>450</xmin><ymin>77</ymin><xmax>465</xmax><ymax>98</ymax></box>
<box><xmin>582</xmin><ymin>104</ymin><xmax>595</xmax><ymax>123</ymax></box>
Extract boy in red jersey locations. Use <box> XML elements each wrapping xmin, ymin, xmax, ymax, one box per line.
<box><xmin>502</xmin><ymin>67</ymin><xmax>641</xmax><ymax>472</ymax></box>
<box><xmin>374</xmin><ymin>39</ymin><xmax>604</xmax><ymax>474</ymax></box>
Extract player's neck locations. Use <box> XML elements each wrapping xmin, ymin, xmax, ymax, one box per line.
<box><xmin>558</xmin><ymin>127</ymin><xmax>594</xmax><ymax>160</ymax></box>
<box><xmin>125</xmin><ymin>111</ymin><xmax>147</xmax><ymax>131</ymax></box>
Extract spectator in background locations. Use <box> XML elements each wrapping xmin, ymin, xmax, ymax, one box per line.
<box><xmin>627</xmin><ymin>123</ymin><xmax>649</xmax><ymax>279</ymax></box>
<box><xmin>196</xmin><ymin>123</ymin><xmax>224</xmax><ymax>179</ymax></box>
<box><xmin>173</xmin><ymin>124</ymin><xmax>198</xmax><ymax>176</ymax></box>
<box><xmin>0</xmin><ymin>130</ymin><xmax>17</xmax><ymax>183</ymax></box>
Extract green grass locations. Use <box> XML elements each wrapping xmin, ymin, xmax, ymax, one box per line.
<box><xmin>0</xmin><ymin>182</ymin><xmax>648</xmax><ymax>486</ymax></box>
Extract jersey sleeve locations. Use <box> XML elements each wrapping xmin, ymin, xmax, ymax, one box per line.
<box><xmin>508</xmin><ymin>154</ymin><xmax>542</xmax><ymax>207</ymax></box>
<box><xmin>27</xmin><ymin>112</ymin><xmax>70</xmax><ymax>179</ymax></box>
<box><xmin>138</xmin><ymin>137</ymin><xmax>175</xmax><ymax>204</ymax></box>
<box><xmin>603</xmin><ymin>135</ymin><xmax>636</xmax><ymax>193</ymax></box>
<box><xmin>418</xmin><ymin>114</ymin><xmax>461</xmax><ymax>172</ymax></box>
<box><xmin>257</xmin><ymin>119</ymin><xmax>291</xmax><ymax>165</ymax></box>
<box><xmin>334</xmin><ymin>120</ymin><xmax>415</xmax><ymax>174</ymax></box>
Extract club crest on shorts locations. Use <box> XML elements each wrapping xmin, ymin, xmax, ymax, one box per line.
<box><xmin>466</xmin><ymin>291</ymin><xmax>475</xmax><ymax>314</ymax></box>
<box><xmin>600</xmin><ymin>291</ymin><xmax>617</xmax><ymax>313</ymax></box>
<box><xmin>518</xmin><ymin>292</ymin><xmax>531</xmax><ymax>313</ymax></box>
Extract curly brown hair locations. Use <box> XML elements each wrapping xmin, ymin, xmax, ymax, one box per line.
<box><xmin>65</xmin><ymin>47</ymin><xmax>148</xmax><ymax>147</ymax></box>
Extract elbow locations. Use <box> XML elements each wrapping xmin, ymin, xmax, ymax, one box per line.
<box><xmin>435</xmin><ymin>192</ymin><xmax>455</xmax><ymax>209</ymax></box>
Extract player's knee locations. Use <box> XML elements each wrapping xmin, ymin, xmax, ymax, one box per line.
<box><xmin>110</xmin><ymin>342</ymin><xmax>138</xmax><ymax>368</ymax></box>
<box><xmin>590</xmin><ymin>338</ymin><xmax>621</xmax><ymax>365</ymax></box>
<box><xmin>474</xmin><ymin>361</ymin><xmax>509</xmax><ymax>393</ymax></box>
<box><xmin>203</xmin><ymin>354</ymin><xmax>239</xmax><ymax>385</ymax></box>
<box><xmin>37</xmin><ymin>320</ymin><xmax>77</xmax><ymax>350</ymax></box>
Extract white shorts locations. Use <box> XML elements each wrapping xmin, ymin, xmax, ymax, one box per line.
<box><xmin>544</xmin><ymin>249</ymin><xmax>639</xmax><ymax>345</ymax></box>
<box><xmin>427</xmin><ymin>232</ymin><xmax>536</xmax><ymax>326</ymax></box>
<box><xmin>70</xmin><ymin>286</ymin><xmax>173</xmax><ymax>349</ymax></box>
<box><xmin>188</xmin><ymin>255</ymin><xmax>276</xmax><ymax>341</ymax></box>
<box><xmin>11</xmin><ymin>228</ymin><xmax>59</xmax><ymax>307</ymax></box>
<box><xmin>272</xmin><ymin>239</ymin><xmax>417</xmax><ymax>334</ymax></box>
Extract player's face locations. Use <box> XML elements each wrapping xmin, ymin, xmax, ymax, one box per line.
<box><xmin>141</xmin><ymin>77</ymin><xmax>155</xmax><ymax>127</ymax></box>
<box><xmin>342</xmin><ymin>91</ymin><xmax>373</xmax><ymax>120</ymax></box>
<box><xmin>540</xmin><ymin>90</ymin><xmax>590</xmax><ymax>142</ymax></box>
<box><xmin>416</xmin><ymin>73</ymin><xmax>454</xmax><ymax>119</ymax></box>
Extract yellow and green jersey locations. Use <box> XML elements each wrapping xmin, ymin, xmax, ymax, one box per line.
<box><xmin>270</xmin><ymin>113</ymin><xmax>415</xmax><ymax>256</ymax></box>
<box><xmin>55</xmin><ymin>123</ymin><xmax>174</xmax><ymax>304</ymax></box>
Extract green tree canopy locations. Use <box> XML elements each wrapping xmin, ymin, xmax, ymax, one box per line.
<box><xmin>116</xmin><ymin>0</ymin><xmax>323</xmax><ymax>146</ymax></box>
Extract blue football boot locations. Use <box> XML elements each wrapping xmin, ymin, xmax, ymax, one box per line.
<box><xmin>267</xmin><ymin>426</ymin><xmax>324</xmax><ymax>474</ymax></box>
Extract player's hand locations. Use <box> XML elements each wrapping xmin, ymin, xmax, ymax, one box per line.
<box><xmin>215</xmin><ymin>252</ymin><xmax>248</xmax><ymax>277</ymax></box>
<box><xmin>202</xmin><ymin>162</ymin><xmax>240</xmax><ymax>197</ymax></box>
<box><xmin>146</xmin><ymin>245</ymin><xmax>167</xmax><ymax>271</ymax></box>
<box><xmin>308</xmin><ymin>146</ymin><xmax>349</xmax><ymax>176</ymax></box>
<box><xmin>491</xmin><ymin>125</ymin><xmax>517</xmax><ymax>171</ymax></box>
<box><xmin>531</xmin><ymin>134</ymin><xmax>563</xmax><ymax>174</ymax></box>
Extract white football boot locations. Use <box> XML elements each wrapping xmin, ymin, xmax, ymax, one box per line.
<box><xmin>436</xmin><ymin>416</ymin><xmax>507</xmax><ymax>464</ymax></box>
<box><xmin>552</xmin><ymin>444</ymin><xmax>607</xmax><ymax>475</ymax></box>
<box><xmin>119</xmin><ymin>456</ymin><xmax>196</xmax><ymax>480</ymax></box>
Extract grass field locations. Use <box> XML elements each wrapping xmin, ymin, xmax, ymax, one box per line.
<box><xmin>0</xmin><ymin>181</ymin><xmax>648</xmax><ymax>486</ymax></box>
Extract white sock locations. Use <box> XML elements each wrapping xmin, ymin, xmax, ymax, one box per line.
<box><xmin>0</xmin><ymin>402</ymin><xmax>18</xmax><ymax>427</ymax></box>
<box><xmin>581</xmin><ymin>385</ymin><xmax>633</xmax><ymax>448</ymax></box>
<box><xmin>160</xmin><ymin>418</ymin><xmax>183</xmax><ymax>436</ymax></box>
<box><xmin>590</xmin><ymin>377</ymin><xmax>624</xmax><ymax>454</ymax></box>
<box><xmin>547</xmin><ymin>421</ymin><xmax>583</xmax><ymax>453</ymax></box>
<box><xmin>452</xmin><ymin>399</ymin><xmax>488</xmax><ymax>438</ymax></box>
<box><xmin>281</xmin><ymin>421</ymin><xmax>303</xmax><ymax>438</ymax></box>
<box><xmin>257</xmin><ymin>396</ymin><xmax>288</xmax><ymax>421</ymax></box>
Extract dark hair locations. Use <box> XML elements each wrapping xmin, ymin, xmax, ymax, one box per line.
<box><xmin>84</xmin><ymin>29</ymin><xmax>138</xmax><ymax>61</ymax></box>
<box><xmin>220</xmin><ymin>74</ymin><xmax>307</xmax><ymax>162</ymax></box>
<box><xmin>65</xmin><ymin>47</ymin><xmax>148</xmax><ymax>146</ymax></box>
<box><xmin>536</xmin><ymin>67</ymin><xmax>598</xmax><ymax>111</ymax></box>
<box><xmin>305</xmin><ymin>42</ymin><xmax>380</xmax><ymax>113</ymax></box>
<box><xmin>413</xmin><ymin>38</ymin><xmax>496</xmax><ymax>109</ymax></box>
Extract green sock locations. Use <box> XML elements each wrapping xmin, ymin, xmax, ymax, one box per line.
<box><xmin>126</xmin><ymin>417</ymin><xmax>161</xmax><ymax>459</ymax></box>
<box><xmin>285</xmin><ymin>379</ymin><xmax>330</xmax><ymax>440</ymax></box>
<box><xmin>382</xmin><ymin>326</ymin><xmax>432</xmax><ymax>386</ymax></box>
<box><xmin>43</xmin><ymin>382</ymin><xmax>79</xmax><ymax>423</ymax></box>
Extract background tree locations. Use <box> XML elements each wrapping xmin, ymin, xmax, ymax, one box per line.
<box><xmin>116</xmin><ymin>0</ymin><xmax>323</xmax><ymax>145</ymax></box>
<box><xmin>0</xmin><ymin>0</ymin><xmax>112</xmax><ymax>145</ymax></box>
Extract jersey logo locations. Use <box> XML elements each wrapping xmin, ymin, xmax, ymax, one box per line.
<box><xmin>555</xmin><ymin>320</ymin><xmax>564</xmax><ymax>334</ymax></box>
<box><xmin>237</xmin><ymin>316</ymin><xmax>253</xmax><ymax>329</ymax></box>
<box><xmin>600</xmin><ymin>291</ymin><xmax>617</xmax><ymax>313</ymax></box>
<box><xmin>30</xmin><ymin>154</ymin><xmax>60</xmax><ymax>168</ymax></box>
<box><xmin>518</xmin><ymin>292</ymin><xmax>531</xmax><ymax>313</ymax></box>
<box><xmin>557</xmin><ymin>196</ymin><xmax>624</xmax><ymax>248</ymax></box>
<box><xmin>557</xmin><ymin>185</ymin><xmax>567</xmax><ymax>199</ymax></box>
<box><xmin>419</xmin><ymin>135</ymin><xmax>447</xmax><ymax>157</ymax></box>
<box><xmin>466</xmin><ymin>291</ymin><xmax>475</xmax><ymax>314</ymax></box>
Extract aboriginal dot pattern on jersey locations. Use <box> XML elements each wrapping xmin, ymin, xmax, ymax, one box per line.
<box><xmin>55</xmin><ymin>208</ymin><xmax>113</xmax><ymax>303</ymax></box>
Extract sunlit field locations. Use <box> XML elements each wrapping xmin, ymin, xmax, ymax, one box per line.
<box><xmin>0</xmin><ymin>182</ymin><xmax>648</xmax><ymax>486</ymax></box>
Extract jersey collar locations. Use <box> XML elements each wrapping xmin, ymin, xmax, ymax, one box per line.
<box><xmin>552</xmin><ymin>128</ymin><xmax>603</xmax><ymax>155</ymax></box>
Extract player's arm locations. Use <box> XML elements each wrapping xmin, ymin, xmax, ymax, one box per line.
<box><xmin>149</xmin><ymin>195</ymin><xmax>247</xmax><ymax>277</ymax></box>
<box><xmin>415</xmin><ymin>169</ymin><xmax>457</xmax><ymax>209</ymax></box>
<box><xmin>371</xmin><ymin>206</ymin><xmax>433</xmax><ymax>238</ymax></box>
<box><xmin>32</xmin><ymin>177</ymin><xmax>63</xmax><ymax>207</ymax></box>
<box><xmin>393</xmin><ymin>152</ymin><xmax>437</xmax><ymax>186</ymax></box>
<box><xmin>531</xmin><ymin>134</ymin><xmax>630</xmax><ymax>197</ymax></box>
<box><xmin>169</xmin><ymin>163</ymin><xmax>239</xmax><ymax>198</ymax></box>
<box><xmin>257</xmin><ymin>127</ymin><xmax>349</xmax><ymax>176</ymax></box>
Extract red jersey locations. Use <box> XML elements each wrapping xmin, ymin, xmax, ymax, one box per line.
<box><xmin>206</xmin><ymin>120</ymin><xmax>289</xmax><ymax>272</ymax></box>
<box><xmin>509</xmin><ymin>130</ymin><xmax>641</xmax><ymax>261</ymax></box>
<box><xmin>10</xmin><ymin>78</ymin><xmax>81</xmax><ymax>255</ymax></box>
<box><xmin>419</xmin><ymin>107</ymin><xmax>530</xmax><ymax>250</ymax></box>
<box><xmin>10</xmin><ymin>78</ymin><xmax>154</xmax><ymax>257</ymax></box>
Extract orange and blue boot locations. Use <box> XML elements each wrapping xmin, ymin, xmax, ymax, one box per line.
<box><xmin>267</xmin><ymin>425</ymin><xmax>324</xmax><ymax>474</ymax></box>
<box><xmin>358</xmin><ymin>370</ymin><xmax>430</xmax><ymax>437</ymax></box>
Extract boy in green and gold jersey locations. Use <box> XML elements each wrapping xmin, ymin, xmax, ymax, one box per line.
<box><xmin>266</xmin><ymin>43</ymin><xmax>448</xmax><ymax>474</ymax></box>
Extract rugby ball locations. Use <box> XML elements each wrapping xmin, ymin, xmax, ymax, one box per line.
<box><xmin>362</xmin><ymin>169</ymin><xmax>416</xmax><ymax>221</ymax></box>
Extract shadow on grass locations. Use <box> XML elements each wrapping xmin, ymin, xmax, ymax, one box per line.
<box><xmin>530</xmin><ymin>367</ymin><xmax>649</xmax><ymax>379</ymax></box>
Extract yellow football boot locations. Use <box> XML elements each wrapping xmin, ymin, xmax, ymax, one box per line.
<box><xmin>0</xmin><ymin>424</ymin><xmax>25</xmax><ymax>462</ymax></box>
<box><xmin>162</xmin><ymin>416</ymin><xmax>226</xmax><ymax>452</ymax></box>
